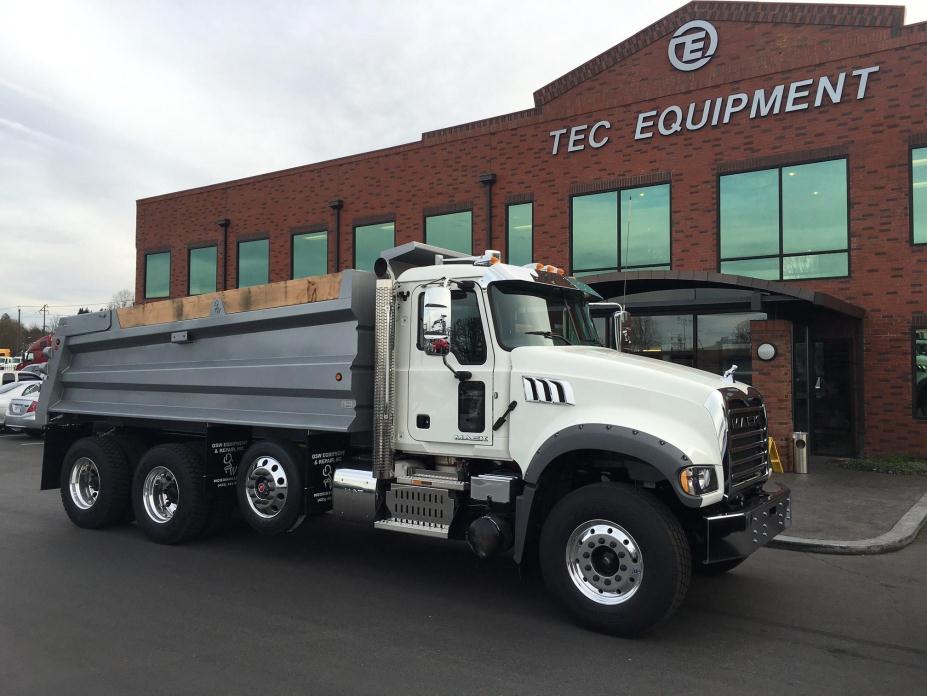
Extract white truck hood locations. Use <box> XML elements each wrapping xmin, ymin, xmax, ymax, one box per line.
<box><xmin>510</xmin><ymin>345</ymin><xmax>747</xmax><ymax>405</ymax></box>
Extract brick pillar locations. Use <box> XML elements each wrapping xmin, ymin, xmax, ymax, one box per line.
<box><xmin>750</xmin><ymin>320</ymin><xmax>794</xmax><ymax>471</ymax></box>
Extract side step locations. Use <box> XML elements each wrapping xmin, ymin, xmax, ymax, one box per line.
<box><xmin>374</xmin><ymin>482</ymin><xmax>457</xmax><ymax>539</ymax></box>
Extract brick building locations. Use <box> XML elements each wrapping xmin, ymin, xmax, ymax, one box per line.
<box><xmin>136</xmin><ymin>1</ymin><xmax>927</xmax><ymax>465</ymax></box>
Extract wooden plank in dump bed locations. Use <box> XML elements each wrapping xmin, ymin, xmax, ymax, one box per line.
<box><xmin>117</xmin><ymin>272</ymin><xmax>344</xmax><ymax>328</ymax></box>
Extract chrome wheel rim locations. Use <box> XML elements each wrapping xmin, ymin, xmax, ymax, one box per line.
<box><xmin>245</xmin><ymin>456</ymin><xmax>288</xmax><ymax>519</ymax></box>
<box><xmin>565</xmin><ymin>519</ymin><xmax>643</xmax><ymax>605</ymax></box>
<box><xmin>69</xmin><ymin>457</ymin><xmax>100</xmax><ymax>510</ymax></box>
<box><xmin>143</xmin><ymin>465</ymin><xmax>179</xmax><ymax>524</ymax></box>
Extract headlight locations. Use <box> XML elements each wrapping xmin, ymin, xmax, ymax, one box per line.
<box><xmin>703</xmin><ymin>390</ymin><xmax>728</xmax><ymax>459</ymax></box>
<box><xmin>678</xmin><ymin>466</ymin><xmax>718</xmax><ymax>495</ymax></box>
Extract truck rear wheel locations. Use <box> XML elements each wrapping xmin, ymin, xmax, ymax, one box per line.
<box><xmin>60</xmin><ymin>436</ymin><xmax>130</xmax><ymax>529</ymax></box>
<box><xmin>539</xmin><ymin>482</ymin><xmax>691</xmax><ymax>637</ymax></box>
<box><xmin>236</xmin><ymin>440</ymin><xmax>304</xmax><ymax>535</ymax></box>
<box><xmin>132</xmin><ymin>443</ymin><xmax>209</xmax><ymax>544</ymax></box>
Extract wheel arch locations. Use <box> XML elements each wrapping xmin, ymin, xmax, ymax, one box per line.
<box><xmin>513</xmin><ymin>423</ymin><xmax>694</xmax><ymax>565</ymax></box>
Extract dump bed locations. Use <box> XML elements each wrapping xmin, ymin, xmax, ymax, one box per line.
<box><xmin>38</xmin><ymin>270</ymin><xmax>375</xmax><ymax>434</ymax></box>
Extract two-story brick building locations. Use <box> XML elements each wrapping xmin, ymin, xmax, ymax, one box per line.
<box><xmin>135</xmin><ymin>1</ymin><xmax>927</xmax><ymax>466</ymax></box>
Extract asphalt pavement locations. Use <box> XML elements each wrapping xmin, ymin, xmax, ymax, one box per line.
<box><xmin>1</xmin><ymin>432</ymin><xmax>925</xmax><ymax>696</ymax></box>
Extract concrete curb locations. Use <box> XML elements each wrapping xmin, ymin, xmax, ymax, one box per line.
<box><xmin>769</xmin><ymin>490</ymin><xmax>927</xmax><ymax>554</ymax></box>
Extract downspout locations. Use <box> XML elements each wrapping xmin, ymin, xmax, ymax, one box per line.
<box><xmin>217</xmin><ymin>218</ymin><xmax>231</xmax><ymax>291</ymax></box>
<box><xmin>329</xmin><ymin>198</ymin><xmax>344</xmax><ymax>271</ymax></box>
<box><xmin>479</xmin><ymin>172</ymin><xmax>496</xmax><ymax>252</ymax></box>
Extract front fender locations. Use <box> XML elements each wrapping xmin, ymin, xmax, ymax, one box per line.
<box><xmin>512</xmin><ymin>422</ymin><xmax>724</xmax><ymax>564</ymax></box>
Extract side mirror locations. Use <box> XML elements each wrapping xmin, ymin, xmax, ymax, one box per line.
<box><xmin>422</xmin><ymin>286</ymin><xmax>452</xmax><ymax>355</ymax></box>
<box><xmin>612</xmin><ymin>310</ymin><xmax>630</xmax><ymax>351</ymax></box>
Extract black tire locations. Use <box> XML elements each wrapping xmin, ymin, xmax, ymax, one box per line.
<box><xmin>539</xmin><ymin>482</ymin><xmax>691</xmax><ymax>637</ymax></box>
<box><xmin>109</xmin><ymin>433</ymin><xmax>147</xmax><ymax>522</ymax></box>
<box><xmin>60</xmin><ymin>436</ymin><xmax>131</xmax><ymax>529</ymax></box>
<box><xmin>132</xmin><ymin>443</ymin><xmax>210</xmax><ymax>544</ymax></box>
<box><xmin>236</xmin><ymin>440</ymin><xmax>304</xmax><ymax>535</ymax></box>
<box><xmin>694</xmin><ymin>557</ymin><xmax>746</xmax><ymax>576</ymax></box>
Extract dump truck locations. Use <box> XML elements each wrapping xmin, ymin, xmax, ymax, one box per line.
<box><xmin>37</xmin><ymin>242</ymin><xmax>789</xmax><ymax>636</ymax></box>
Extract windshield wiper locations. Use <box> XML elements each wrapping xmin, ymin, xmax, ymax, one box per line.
<box><xmin>524</xmin><ymin>330</ymin><xmax>573</xmax><ymax>345</ymax></box>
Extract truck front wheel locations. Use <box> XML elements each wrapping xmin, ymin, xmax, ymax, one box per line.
<box><xmin>132</xmin><ymin>444</ymin><xmax>209</xmax><ymax>544</ymax></box>
<box><xmin>60</xmin><ymin>436</ymin><xmax>130</xmax><ymax>529</ymax></box>
<box><xmin>539</xmin><ymin>482</ymin><xmax>691</xmax><ymax>637</ymax></box>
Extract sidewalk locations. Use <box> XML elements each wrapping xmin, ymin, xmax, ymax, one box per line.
<box><xmin>768</xmin><ymin>456</ymin><xmax>927</xmax><ymax>554</ymax></box>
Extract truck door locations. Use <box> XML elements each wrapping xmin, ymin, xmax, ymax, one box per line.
<box><xmin>407</xmin><ymin>285</ymin><xmax>495</xmax><ymax>447</ymax></box>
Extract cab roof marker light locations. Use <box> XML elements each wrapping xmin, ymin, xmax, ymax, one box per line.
<box><xmin>473</xmin><ymin>250</ymin><xmax>502</xmax><ymax>267</ymax></box>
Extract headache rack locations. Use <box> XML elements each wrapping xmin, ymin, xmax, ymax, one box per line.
<box><xmin>722</xmin><ymin>388</ymin><xmax>770</xmax><ymax>497</ymax></box>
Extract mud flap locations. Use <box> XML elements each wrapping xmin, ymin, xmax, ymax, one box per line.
<box><xmin>304</xmin><ymin>434</ymin><xmax>347</xmax><ymax>514</ymax></box>
<box><xmin>204</xmin><ymin>425</ymin><xmax>250</xmax><ymax>502</ymax></box>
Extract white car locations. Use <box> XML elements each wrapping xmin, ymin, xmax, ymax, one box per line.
<box><xmin>0</xmin><ymin>381</ymin><xmax>42</xmax><ymax>428</ymax></box>
<box><xmin>0</xmin><ymin>370</ymin><xmax>43</xmax><ymax>386</ymax></box>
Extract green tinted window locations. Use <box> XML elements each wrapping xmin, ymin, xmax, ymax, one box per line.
<box><xmin>720</xmin><ymin>257</ymin><xmax>780</xmax><ymax>280</ymax></box>
<box><xmin>507</xmin><ymin>203</ymin><xmax>533</xmax><ymax>266</ymax></box>
<box><xmin>720</xmin><ymin>169</ymin><xmax>779</xmax><ymax>259</ymax></box>
<box><xmin>782</xmin><ymin>160</ymin><xmax>847</xmax><ymax>253</ymax></box>
<box><xmin>572</xmin><ymin>192</ymin><xmax>618</xmax><ymax>273</ymax></box>
<box><xmin>914</xmin><ymin>147</ymin><xmax>927</xmax><ymax>244</ymax></box>
<box><xmin>720</xmin><ymin>159</ymin><xmax>848</xmax><ymax>280</ymax></box>
<box><xmin>145</xmin><ymin>252</ymin><xmax>170</xmax><ymax>299</ymax></box>
<box><xmin>573</xmin><ymin>187</ymin><xmax>671</xmax><ymax>273</ymax></box>
<box><xmin>292</xmin><ymin>231</ymin><xmax>328</xmax><ymax>278</ymax></box>
<box><xmin>620</xmin><ymin>184</ymin><xmax>671</xmax><ymax>268</ymax></box>
<box><xmin>237</xmin><ymin>239</ymin><xmax>269</xmax><ymax>288</ymax></box>
<box><xmin>354</xmin><ymin>222</ymin><xmax>395</xmax><ymax>272</ymax></box>
<box><xmin>188</xmin><ymin>246</ymin><xmax>217</xmax><ymax>295</ymax></box>
<box><xmin>425</xmin><ymin>211</ymin><xmax>472</xmax><ymax>254</ymax></box>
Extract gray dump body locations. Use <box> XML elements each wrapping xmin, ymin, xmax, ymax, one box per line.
<box><xmin>39</xmin><ymin>270</ymin><xmax>376</xmax><ymax>434</ymax></box>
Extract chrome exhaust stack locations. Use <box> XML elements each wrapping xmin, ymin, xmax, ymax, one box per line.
<box><xmin>372</xmin><ymin>277</ymin><xmax>396</xmax><ymax>481</ymax></box>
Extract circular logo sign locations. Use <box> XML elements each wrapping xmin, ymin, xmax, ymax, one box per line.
<box><xmin>668</xmin><ymin>20</ymin><xmax>718</xmax><ymax>72</ymax></box>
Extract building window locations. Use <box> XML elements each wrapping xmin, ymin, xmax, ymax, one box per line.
<box><xmin>425</xmin><ymin>210</ymin><xmax>472</xmax><ymax>254</ymax></box>
<box><xmin>914</xmin><ymin>321</ymin><xmax>927</xmax><ymax>418</ymax></box>
<box><xmin>913</xmin><ymin>147</ymin><xmax>927</xmax><ymax>244</ymax></box>
<box><xmin>145</xmin><ymin>251</ymin><xmax>171</xmax><ymax>299</ymax></box>
<box><xmin>292</xmin><ymin>230</ymin><xmax>328</xmax><ymax>278</ymax></box>
<box><xmin>237</xmin><ymin>238</ymin><xmax>269</xmax><ymax>288</ymax></box>
<box><xmin>354</xmin><ymin>221</ymin><xmax>395</xmax><ymax>272</ymax></box>
<box><xmin>507</xmin><ymin>202</ymin><xmax>533</xmax><ymax>266</ymax></box>
<box><xmin>625</xmin><ymin>312</ymin><xmax>766</xmax><ymax>384</ymax></box>
<box><xmin>720</xmin><ymin>158</ymin><xmax>849</xmax><ymax>280</ymax></box>
<box><xmin>571</xmin><ymin>183</ymin><xmax>671</xmax><ymax>275</ymax></box>
<box><xmin>188</xmin><ymin>245</ymin><xmax>217</xmax><ymax>296</ymax></box>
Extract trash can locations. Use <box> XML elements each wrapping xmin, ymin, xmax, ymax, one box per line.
<box><xmin>792</xmin><ymin>432</ymin><xmax>809</xmax><ymax>474</ymax></box>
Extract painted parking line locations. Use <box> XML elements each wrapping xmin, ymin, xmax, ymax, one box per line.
<box><xmin>19</xmin><ymin>442</ymin><xmax>44</xmax><ymax>446</ymax></box>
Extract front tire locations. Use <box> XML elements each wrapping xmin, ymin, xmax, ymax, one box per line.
<box><xmin>132</xmin><ymin>443</ymin><xmax>209</xmax><ymax>544</ymax></box>
<box><xmin>539</xmin><ymin>483</ymin><xmax>691</xmax><ymax>637</ymax></box>
<box><xmin>60</xmin><ymin>436</ymin><xmax>131</xmax><ymax>529</ymax></box>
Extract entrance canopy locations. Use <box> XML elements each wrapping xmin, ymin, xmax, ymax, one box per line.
<box><xmin>582</xmin><ymin>270</ymin><xmax>865</xmax><ymax>319</ymax></box>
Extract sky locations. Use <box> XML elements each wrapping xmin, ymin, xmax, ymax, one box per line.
<box><xmin>1</xmin><ymin>0</ymin><xmax>925</xmax><ymax>330</ymax></box>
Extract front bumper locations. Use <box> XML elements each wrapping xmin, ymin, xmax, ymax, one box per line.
<box><xmin>701</xmin><ymin>484</ymin><xmax>791</xmax><ymax>563</ymax></box>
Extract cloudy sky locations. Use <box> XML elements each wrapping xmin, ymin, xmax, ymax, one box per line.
<box><xmin>1</xmin><ymin>0</ymin><xmax>924</xmax><ymax>329</ymax></box>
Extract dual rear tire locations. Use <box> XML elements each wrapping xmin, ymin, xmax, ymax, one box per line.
<box><xmin>60</xmin><ymin>437</ymin><xmax>210</xmax><ymax>544</ymax></box>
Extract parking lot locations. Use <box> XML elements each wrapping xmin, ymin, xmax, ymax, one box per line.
<box><xmin>1</xmin><ymin>431</ymin><xmax>925</xmax><ymax>695</ymax></box>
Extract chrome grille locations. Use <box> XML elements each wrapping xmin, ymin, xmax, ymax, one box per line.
<box><xmin>722</xmin><ymin>388</ymin><xmax>770</xmax><ymax>496</ymax></box>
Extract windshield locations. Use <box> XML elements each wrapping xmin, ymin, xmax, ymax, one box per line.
<box><xmin>489</xmin><ymin>281</ymin><xmax>600</xmax><ymax>349</ymax></box>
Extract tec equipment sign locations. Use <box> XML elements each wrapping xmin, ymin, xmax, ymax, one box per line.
<box><xmin>668</xmin><ymin>20</ymin><xmax>718</xmax><ymax>71</ymax></box>
<box><xmin>547</xmin><ymin>18</ymin><xmax>880</xmax><ymax>155</ymax></box>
